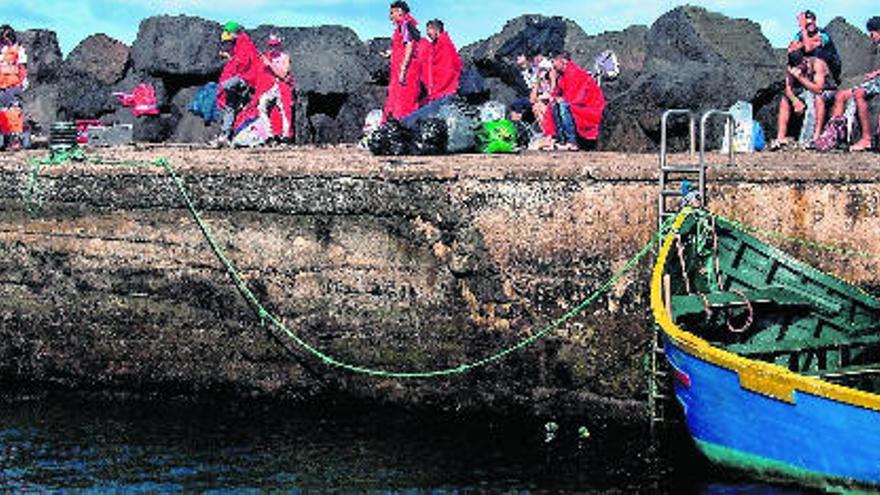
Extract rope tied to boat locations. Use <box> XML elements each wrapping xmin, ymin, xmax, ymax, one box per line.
<box><xmin>726</xmin><ymin>289</ymin><xmax>754</xmax><ymax>334</ymax></box>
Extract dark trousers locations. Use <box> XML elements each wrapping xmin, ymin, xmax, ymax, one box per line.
<box><xmin>552</xmin><ymin>102</ymin><xmax>577</xmax><ymax>145</ymax></box>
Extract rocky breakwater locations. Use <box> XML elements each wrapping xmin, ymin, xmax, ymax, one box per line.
<box><xmin>16</xmin><ymin>7</ymin><xmax>880</xmax><ymax>152</ymax></box>
<box><xmin>18</xmin><ymin>17</ymin><xmax>386</xmax><ymax>146</ymax></box>
<box><xmin>1</xmin><ymin>149</ymin><xmax>880</xmax><ymax>421</ymax></box>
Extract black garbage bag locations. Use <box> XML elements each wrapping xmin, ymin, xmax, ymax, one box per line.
<box><xmin>413</xmin><ymin>118</ymin><xmax>448</xmax><ymax>155</ymax></box>
<box><xmin>368</xmin><ymin>118</ymin><xmax>413</xmax><ymax>156</ymax></box>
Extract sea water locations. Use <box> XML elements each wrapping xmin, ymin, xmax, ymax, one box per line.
<box><xmin>0</xmin><ymin>395</ymin><xmax>815</xmax><ymax>494</ymax></box>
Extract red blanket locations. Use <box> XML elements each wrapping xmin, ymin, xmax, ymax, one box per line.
<box><xmin>420</xmin><ymin>32</ymin><xmax>462</xmax><ymax>102</ymax></box>
<box><xmin>383</xmin><ymin>16</ymin><xmax>422</xmax><ymax>121</ymax></box>
<box><xmin>543</xmin><ymin>61</ymin><xmax>606</xmax><ymax>141</ymax></box>
<box><xmin>217</xmin><ymin>32</ymin><xmax>262</xmax><ymax>109</ymax></box>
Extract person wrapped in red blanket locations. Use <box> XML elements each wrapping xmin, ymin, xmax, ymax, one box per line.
<box><xmin>420</xmin><ymin>19</ymin><xmax>461</xmax><ymax>104</ymax></box>
<box><xmin>257</xmin><ymin>33</ymin><xmax>295</xmax><ymax>142</ymax></box>
<box><xmin>216</xmin><ymin>21</ymin><xmax>263</xmax><ymax>142</ymax></box>
<box><xmin>383</xmin><ymin>1</ymin><xmax>422</xmax><ymax>122</ymax></box>
<box><xmin>542</xmin><ymin>51</ymin><xmax>606</xmax><ymax>151</ymax></box>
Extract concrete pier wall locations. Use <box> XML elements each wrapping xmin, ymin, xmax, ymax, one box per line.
<box><xmin>1</xmin><ymin>148</ymin><xmax>878</xmax><ymax>420</ymax></box>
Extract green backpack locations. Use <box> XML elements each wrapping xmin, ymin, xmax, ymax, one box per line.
<box><xmin>476</xmin><ymin>120</ymin><xmax>518</xmax><ymax>154</ymax></box>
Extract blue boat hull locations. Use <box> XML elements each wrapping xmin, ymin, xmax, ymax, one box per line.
<box><xmin>664</xmin><ymin>339</ymin><xmax>880</xmax><ymax>490</ymax></box>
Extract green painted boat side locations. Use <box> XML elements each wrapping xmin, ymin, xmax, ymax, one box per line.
<box><xmin>667</xmin><ymin>211</ymin><xmax>880</xmax><ymax>389</ymax></box>
<box><xmin>695</xmin><ymin>440</ymin><xmax>876</xmax><ymax>494</ymax></box>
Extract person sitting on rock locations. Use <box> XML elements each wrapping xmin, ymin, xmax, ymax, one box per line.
<box><xmin>382</xmin><ymin>1</ymin><xmax>422</xmax><ymax>122</ymax></box>
<box><xmin>541</xmin><ymin>51</ymin><xmax>605</xmax><ymax>152</ymax></box>
<box><xmin>771</xmin><ymin>49</ymin><xmax>835</xmax><ymax>150</ymax></box>
<box><xmin>790</xmin><ymin>10</ymin><xmax>842</xmax><ymax>90</ymax></box>
<box><xmin>216</xmin><ymin>20</ymin><xmax>262</xmax><ymax>144</ymax></box>
<box><xmin>257</xmin><ymin>33</ymin><xmax>295</xmax><ymax>143</ymax></box>
<box><xmin>817</xmin><ymin>17</ymin><xmax>880</xmax><ymax>152</ymax></box>
<box><xmin>419</xmin><ymin>19</ymin><xmax>461</xmax><ymax>105</ymax></box>
<box><xmin>0</xmin><ymin>25</ymin><xmax>28</xmax><ymax>151</ymax></box>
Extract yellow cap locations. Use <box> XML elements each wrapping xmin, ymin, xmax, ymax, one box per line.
<box><xmin>221</xmin><ymin>31</ymin><xmax>234</xmax><ymax>42</ymax></box>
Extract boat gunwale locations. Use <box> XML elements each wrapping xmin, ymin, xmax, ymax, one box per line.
<box><xmin>650</xmin><ymin>210</ymin><xmax>880</xmax><ymax>413</ymax></box>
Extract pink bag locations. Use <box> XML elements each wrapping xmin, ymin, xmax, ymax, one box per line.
<box><xmin>815</xmin><ymin>116</ymin><xmax>846</xmax><ymax>152</ymax></box>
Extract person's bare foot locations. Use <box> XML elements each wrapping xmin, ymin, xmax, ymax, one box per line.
<box><xmin>850</xmin><ymin>139</ymin><xmax>872</xmax><ymax>152</ymax></box>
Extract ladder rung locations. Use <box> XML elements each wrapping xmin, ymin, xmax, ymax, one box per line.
<box><xmin>661</xmin><ymin>190</ymin><xmax>684</xmax><ymax>197</ymax></box>
<box><xmin>662</xmin><ymin>167</ymin><xmax>702</xmax><ymax>173</ymax></box>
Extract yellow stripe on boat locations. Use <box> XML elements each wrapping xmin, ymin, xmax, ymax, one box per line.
<box><xmin>651</xmin><ymin>212</ymin><xmax>880</xmax><ymax>413</ymax></box>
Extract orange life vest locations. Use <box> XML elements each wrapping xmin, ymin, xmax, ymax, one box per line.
<box><xmin>0</xmin><ymin>44</ymin><xmax>27</xmax><ymax>90</ymax></box>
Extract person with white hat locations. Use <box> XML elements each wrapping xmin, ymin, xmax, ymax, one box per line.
<box><xmin>258</xmin><ymin>33</ymin><xmax>295</xmax><ymax>142</ymax></box>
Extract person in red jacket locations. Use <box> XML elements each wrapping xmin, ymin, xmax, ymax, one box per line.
<box><xmin>216</xmin><ymin>21</ymin><xmax>262</xmax><ymax>142</ymax></box>
<box><xmin>258</xmin><ymin>33</ymin><xmax>295</xmax><ymax>142</ymax></box>
<box><xmin>542</xmin><ymin>51</ymin><xmax>606</xmax><ymax>151</ymax></box>
<box><xmin>383</xmin><ymin>1</ymin><xmax>422</xmax><ymax>121</ymax></box>
<box><xmin>0</xmin><ymin>25</ymin><xmax>28</xmax><ymax>150</ymax></box>
<box><xmin>420</xmin><ymin>19</ymin><xmax>462</xmax><ymax>104</ymax></box>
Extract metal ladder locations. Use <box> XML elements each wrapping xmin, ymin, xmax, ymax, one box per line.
<box><xmin>651</xmin><ymin>109</ymin><xmax>734</xmax><ymax>434</ymax></box>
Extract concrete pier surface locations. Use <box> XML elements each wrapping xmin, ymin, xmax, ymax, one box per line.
<box><xmin>0</xmin><ymin>146</ymin><xmax>878</xmax><ymax>420</ymax></box>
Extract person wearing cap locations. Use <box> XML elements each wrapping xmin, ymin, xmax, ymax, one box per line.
<box><xmin>819</xmin><ymin>16</ymin><xmax>880</xmax><ymax>152</ymax></box>
<box><xmin>419</xmin><ymin>19</ymin><xmax>461</xmax><ymax>104</ymax></box>
<box><xmin>257</xmin><ymin>34</ymin><xmax>295</xmax><ymax>142</ymax></box>
<box><xmin>383</xmin><ymin>1</ymin><xmax>422</xmax><ymax>121</ymax></box>
<box><xmin>541</xmin><ymin>51</ymin><xmax>605</xmax><ymax>151</ymax></box>
<box><xmin>793</xmin><ymin>11</ymin><xmax>827</xmax><ymax>54</ymax></box>
<box><xmin>790</xmin><ymin>10</ymin><xmax>842</xmax><ymax>87</ymax></box>
<box><xmin>216</xmin><ymin>21</ymin><xmax>262</xmax><ymax>142</ymax></box>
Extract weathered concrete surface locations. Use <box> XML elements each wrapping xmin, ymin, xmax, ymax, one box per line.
<box><xmin>0</xmin><ymin>148</ymin><xmax>879</xmax><ymax>421</ymax></box>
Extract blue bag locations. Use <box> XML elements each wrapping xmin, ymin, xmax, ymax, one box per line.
<box><xmin>189</xmin><ymin>83</ymin><xmax>219</xmax><ymax>123</ymax></box>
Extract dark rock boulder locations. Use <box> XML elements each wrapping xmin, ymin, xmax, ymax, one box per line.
<box><xmin>169</xmin><ymin>86</ymin><xmax>200</xmax><ymax>119</ymax></box>
<box><xmin>55</xmin><ymin>70</ymin><xmax>118</xmax><ymax>121</ymax></box>
<box><xmin>600</xmin><ymin>6</ymin><xmax>782</xmax><ymax>152</ymax></box>
<box><xmin>825</xmin><ymin>17</ymin><xmax>876</xmax><ymax>84</ymax></box>
<box><xmin>18</xmin><ymin>30</ymin><xmax>63</xmax><ymax>83</ymax></box>
<box><xmin>461</xmin><ymin>15</ymin><xmax>568</xmax><ymax>88</ymax></box>
<box><xmin>483</xmin><ymin>77</ymin><xmax>518</xmax><ymax>107</ymax></box>
<box><xmin>365</xmin><ymin>37</ymin><xmax>391</xmax><ymax>85</ymax></box>
<box><xmin>171</xmin><ymin>113</ymin><xmax>220</xmax><ymax>143</ymax></box>
<box><xmin>648</xmin><ymin>6</ymin><xmax>777</xmax><ymax>71</ymax></box>
<box><xmin>130</xmin><ymin>15</ymin><xmax>225</xmax><ymax>77</ymax></box>
<box><xmin>67</xmin><ymin>34</ymin><xmax>130</xmax><ymax>85</ymax></box>
<box><xmin>567</xmin><ymin>26</ymin><xmax>649</xmax><ymax>76</ymax></box>
<box><xmin>295</xmin><ymin>85</ymin><xmax>385</xmax><ymax>145</ymax></box>
<box><xmin>462</xmin><ymin>15</ymin><xmax>567</xmax><ymax>70</ymax></box>
<box><xmin>248</xmin><ymin>25</ymin><xmax>371</xmax><ymax>94</ymax></box>
<box><xmin>20</xmin><ymin>83</ymin><xmax>59</xmax><ymax>134</ymax></box>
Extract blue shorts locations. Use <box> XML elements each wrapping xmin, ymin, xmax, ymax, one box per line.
<box><xmin>861</xmin><ymin>77</ymin><xmax>880</xmax><ymax>98</ymax></box>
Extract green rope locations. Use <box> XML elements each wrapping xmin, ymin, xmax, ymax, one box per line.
<box><xmin>24</xmin><ymin>147</ymin><xmax>87</xmax><ymax>213</ymax></box>
<box><xmin>715</xmin><ymin>214</ymin><xmax>880</xmax><ymax>260</ymax></box>
<box><xmin>23</xmin><ymin>151</ymin><xmax>676</xmax><ymax>379</ymax></box>
<box><xmin>159</xmin><ymin>158</ymin><xmax>676</xmax><ymax>378</ymax></box>
<box><xmin>27</xmin><ymin>151</ymin><xmax>880</xmax><ymax>378</ymax></box>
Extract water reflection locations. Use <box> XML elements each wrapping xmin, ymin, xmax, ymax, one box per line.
<box><xmin>0</xmin><ymin>395</ymin><xmax>817</xmax><ymax>493</ymax></box>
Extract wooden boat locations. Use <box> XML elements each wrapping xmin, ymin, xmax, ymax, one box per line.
<box><xmin>651</xmin><ymin>209</ymin><xmax>880</xmax><ymax>491</ymax></box>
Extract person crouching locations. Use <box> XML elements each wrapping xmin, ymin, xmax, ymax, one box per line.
<box><xmin>541</xmin><ymin>51</ymin><xmax>605</xmax><ymax>151</ymax></box>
